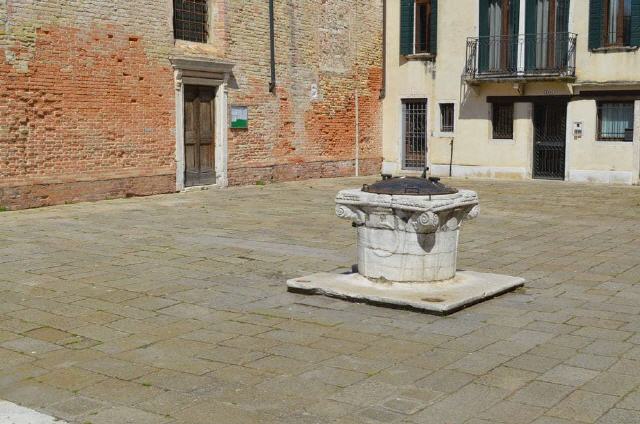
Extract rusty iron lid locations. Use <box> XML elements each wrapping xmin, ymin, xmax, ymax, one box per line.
<box><xmin>362</xmin><ymin>175</ymin><xmax>458</xmax><ymax>196</ymax></box>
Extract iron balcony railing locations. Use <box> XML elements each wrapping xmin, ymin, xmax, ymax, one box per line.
<box><xmin>465</xmin><ymin>32</ymin><xmax>577</xmax><ymax>80</ymax></box>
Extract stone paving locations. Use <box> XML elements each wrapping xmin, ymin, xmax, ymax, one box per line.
<box><xmin>1</xmin><ymin>177</ymin><xmax>640</xmax><ymax>424</ymax></box>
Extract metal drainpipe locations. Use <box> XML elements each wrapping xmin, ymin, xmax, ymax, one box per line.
<box><xmin>356</xmin><ymin>88</ymin><xmax>360</xmax><ymax>177</ymax></box>
<box><xmin>268</xmin><ymin>0</ymin><xmax>276</xmax><ymax>93</ymax></box>
<box><xmin>379</xmin><ymin>0</ymin><xmax>386</xmax><ymax>100</ymax></box>
<box><xmin>354</xmin><ymin>1</ymin><xmax>360</xmax><ymax>177</ymax></box>
<box><xmin>449</xmin><ymin>138</ymin><xmax>454</xmax><ymax>177</ymax></box>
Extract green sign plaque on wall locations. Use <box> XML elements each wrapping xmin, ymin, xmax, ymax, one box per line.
<box><xmin>230</xmin><ymin>106</ymin><xmax>248</xmax><ymax>129</ymax></box>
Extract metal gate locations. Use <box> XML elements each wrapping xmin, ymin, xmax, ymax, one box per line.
<box><xmin>533</xmin><ymin>102</ymin><xmax>566</xmax><ymax>180</ymax></box>
<box><xmin>402</xmin><ymin>99</ymin><xmax>428</xmax><ymax>169</ymax></box>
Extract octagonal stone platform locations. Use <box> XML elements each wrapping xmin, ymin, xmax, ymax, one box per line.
<box><xmin>287</xmin><ymin>271</ymin><xmax>524</xmax><ymax>315</ymax></box>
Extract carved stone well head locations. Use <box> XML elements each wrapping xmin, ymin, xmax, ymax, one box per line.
<box><xmin>335</xmin><ymin>177</ymin><xmax>479</xmax><ymax>282</ymax></box>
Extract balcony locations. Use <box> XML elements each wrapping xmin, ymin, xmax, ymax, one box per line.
<box><xmin>464</xmin><ymin>33</ymin><xmax>577</xmax><ymax>83</ymax></box>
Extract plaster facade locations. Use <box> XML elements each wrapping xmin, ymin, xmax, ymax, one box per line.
<box><xmin>383</xmin><ymin>0</ymin><xmax>640</xmax><ymax>184</ymax></box>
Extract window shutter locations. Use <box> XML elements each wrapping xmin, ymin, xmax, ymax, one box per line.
<box><xmin>557</xmin><ymin>0</ymin><xmax>570</xmax><ymax>33</ymax></box>
<box><xmin>509</xmin><ymin>0</ymin><xmax>520</xmax><ymax>35</ymax></box>
<box><xmin>400</xmin><ymin>0</ymin><xmax>415</xmax><ymax>55</ymax></box>
<box><xmin>430</xmin><ymin>0</ymin><xmax>438</xmax><ymax>54</ymax></box>
<box><xmin>509</xmin><ymin>0</ymin><xmax>520</xmax><ymax>70</ymax></box>
<box><xmin>557</xmin><ymin>0</ymin><xmax>570</xmax><ymax>67</ymax></box>
<box><xmin>525</xmin><ymin>0</ymin><xmax>537</xmax><ymax>69</ymax></box>
<box><xmin>632</xmin><ymin>0</ymin><xmax>640</xmax><ymax>46</ymax></box>
<box><xmin>589</xmin><ymin>0</ymin><xmax>603</xmax><ymax>50</ymax></box>
<box><xmin>478</xmin><ymin>0</ymin><xmax>489</xmax><ymax>72</ymax></box>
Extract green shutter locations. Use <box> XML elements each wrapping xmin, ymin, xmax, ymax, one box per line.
<box><xmin>557</xmin><ymin>0</ymin><xmax>570</xmax><ymax>32</ymax></box>
<box><xmin>400</xmin><ymin>0</ymin><xmax>415</xmax><ymax>55</ymax></box>
<box><xmin>509</xmin><ymin>0</ymin><xmax>520</xmax><ymax>35</ymax></box>
<box><xmin>429</xmin><ymin>0</ymin><xmax>438</xmax><ymax>54</ymax></box>
<box><xmin>589</xmin><ymin>0</ymin><xmax>603</xmax><ymax>50</ymax></box>
<box><xmin>557</xmin><ymin>0</ymin><xmax>570</xmax><ymax>67</ymax></box>
<box><xmin>509</xmin><ymin>0</ymin><xmax>520</xmax><ymax>70</ymax></box>
<box><xmin>525</xmin><ymin>0</ymin><xmax>537</xmax><ymax>70</ymax></box>
<box><xmin>632</xmin><ymin>0</ymin><xmax>640</xmax><ymax>46</ymax></box>
<box><xmin>479</xmin><ymin>0</ymin><xmax>489</xmax><ymax>72</ymax></box>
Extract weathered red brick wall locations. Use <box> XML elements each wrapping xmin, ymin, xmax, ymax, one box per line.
<box><xmin>0</xmin><ymin>1</ymin><xmax>177</xmax><ymax>209</ymax></box>
<box><xmin>0</xmin><ymin>0</ymin><xmax>382</xmax><ymax>209</ymax></box>
<box><xmin>224</xmin><ymin>0</ymin><xmax>383</xmax><ymax>185</ymax></box>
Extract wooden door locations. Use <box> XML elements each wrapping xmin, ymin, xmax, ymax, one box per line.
<box><xmin>184</xmin><ymin>85</ymin><xmax>216</xmax><ymax>187</ymax></box>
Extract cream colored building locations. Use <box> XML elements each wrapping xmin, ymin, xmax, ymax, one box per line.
<box><xmin>382</xmin><ymin>0</ymin><xmax>640</xmax><ymax>184</ymax></box>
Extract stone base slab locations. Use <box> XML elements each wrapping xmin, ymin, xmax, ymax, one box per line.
<box><xmin>287</xmin><ymin>271</ymin><xmax>524</xmax><ymax>315</ymax></box>
<box><xmin>0</xmin><ymin>400</ymin><xmax>67</xmax><ymax>424</ymax></box>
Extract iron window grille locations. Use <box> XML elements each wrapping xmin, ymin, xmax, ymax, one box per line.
<box><xmin>402</xmin><ymin>99</ymin><xmax>428</xmax><ymax>169</ymax></box>
<box><xmin>440</xmin><ymin>103</ymin><xmax>455</xmax><ymax>133</ymax></box>
<box><xmin>414</xmin><ymin>0</ymin><xmax>433</xmax><ymax>54</ymax></box>
<box><xmin>603</xmin><ymin>0</ymin><xmax>632</xmax><ymax>47</ymax></box>
<box><xmin>597</xmin><ymin>101</ymin><xmax>635</xmax><ymax>141</ymax></box>
<box><xmin>492</xmin><ymin>103</ymin><xmax>514</xmax><ymax>139</ymax></box>
<box><xmin>174</xmin><ymin>0</ymin><xmax>208</xmax><ymax>43</ymax></box>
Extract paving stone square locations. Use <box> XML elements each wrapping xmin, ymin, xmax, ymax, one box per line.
<box><xmin>1</xmin><ymin>177</ymin><xmax>640</xmax><ymax>423</ymax></box>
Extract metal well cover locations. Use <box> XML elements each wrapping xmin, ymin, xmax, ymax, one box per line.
<box><xmin>362</xmin><ymin>176</ymin><xmax>458</xmax><ymax>196</ymax></box>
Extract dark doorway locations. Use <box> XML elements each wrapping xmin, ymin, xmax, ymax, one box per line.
<box><xmin>533</xmin><ymin>101</ymin><xmax>566</xmax><ymax>180</ymax></box>
<box><xmin>402</xmin><ymin>99</ymin><xmax>428</xmax><ymax>170</ymax></box>
<box><xmin>184</xmin><ymin>85</ymin><xmax>216</xmax><ymax>187</ymax></box>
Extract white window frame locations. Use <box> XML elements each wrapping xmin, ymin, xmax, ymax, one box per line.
<box><xmin>434</xmin><ymin>101</ymin><xmax>456</xmax><ymax>137</ymax></box>
<box><xmin>400</xmin><ymin>97</ymin><xmax>430</xmax><ymax>171</ymax></box>
<box><xmin>172</xmin><ymin>0</ymin><xmax>213</xmax><ymax>45</ymax></box>
<box><xmin>411</xmin><ymin>0</ymin><xmax>435</xmax><ymax>57</ymax></box>
<box><xmin>596</xmin><ymin>100</ymin><xmax>636</xmax><ymax>143</ymax></box>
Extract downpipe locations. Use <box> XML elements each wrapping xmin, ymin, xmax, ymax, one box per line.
<box><xmin>355</xmin><ymin>88</ymin><xmax>360</xmax><ymax>177</ymax></box>
<box><xmin>449</xmin><ymin>137</ymin><xmax>454</xmax><ymax>177</ymax></box>
<box><xmin>268</xmin><ymin>0</ymin><xmax>276</xmax><ymax>93</ymax></box>
<box><xmin>379</xmin><ymin>0</ymin><xmax>386</xmax><ymax>100</ymax></box>
<box><xmin>354</xmin><ymin>1</ymin><xmax>360</xmax><ymax>177</ymax></box>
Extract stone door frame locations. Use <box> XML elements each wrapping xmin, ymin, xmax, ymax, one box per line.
<box><xmin>171</xmin><ymin>57</ymin><xmax>234</xmax><ymax>191</ymax></box>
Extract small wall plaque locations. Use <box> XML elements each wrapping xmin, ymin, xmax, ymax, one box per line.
<box><xmin>573</xmin><ymin>121</ymin><xmax>583</xmax><ymax>139</ymax></box>
<box><xmin>231</xmin><ymin>106</ymin><xmax>248</xmax><ymax>129</ymax></box>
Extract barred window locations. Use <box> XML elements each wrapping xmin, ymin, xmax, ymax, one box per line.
<box><xmin>492</xmin><ymin>103</ymin><xmax>514</xmax><ymax>139</ymax></box>
<box><xmin>598</xmin><ymin>101</ymin><xmax>635</xmax><ymax>141</ymax></box>
<box><xmin>174</xmin><ymin>0</ymin><xmax>208</xmax><ymax>43</ymax></box>
<box><xmin>440</xmin><ymin>103</ymin><xmax>455</xmax><ymax>133</ymax></box>
<box><xmin>402</xmin><ymin>99</ymin><xmax>428</xmax><ymax>169</ymax></box>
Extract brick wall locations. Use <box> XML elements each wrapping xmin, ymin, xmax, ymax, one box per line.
<box><xmin>0</xmin><ymin>0</ymin><xmax>383</xmax><ymax>209</ymax></box>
